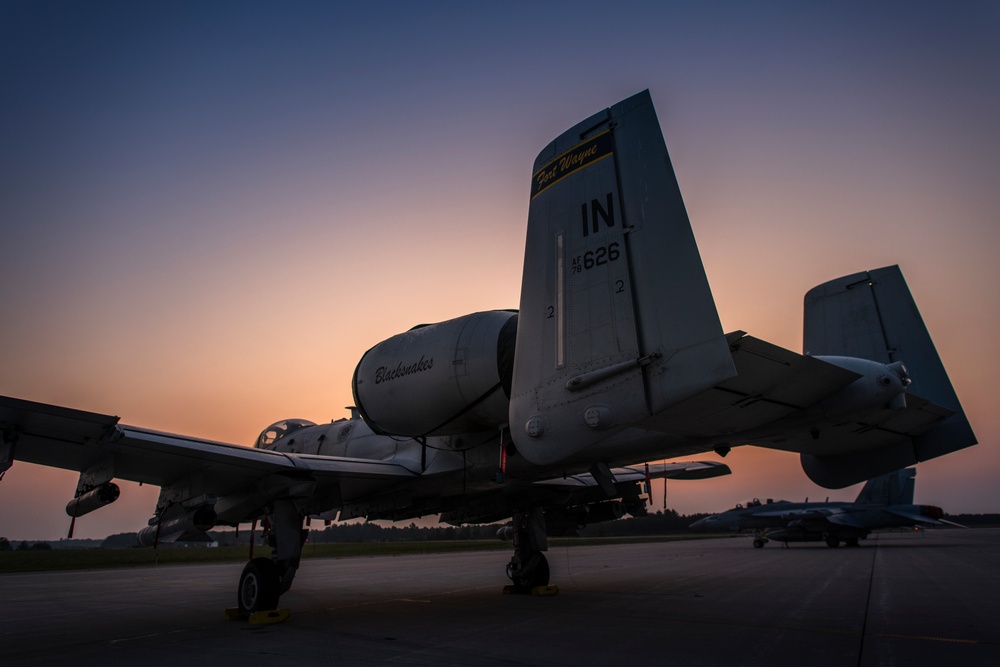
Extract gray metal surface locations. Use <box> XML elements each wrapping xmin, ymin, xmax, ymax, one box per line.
<box><xmin>2</xmin><ymin>529</ymin><xmax>998</xmax><ymax>665</ymax></box>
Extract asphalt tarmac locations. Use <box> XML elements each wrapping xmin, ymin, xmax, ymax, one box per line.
<box><xmin>2</xmin><ymin>529</ymin><xmax>998</xmax><ymax>666</ymax></box>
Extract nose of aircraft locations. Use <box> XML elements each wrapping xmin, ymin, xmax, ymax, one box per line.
<box><xmin>689</xmin><ymin>515</ymin><xmax>718</xmax><ymax>531</ymax></box>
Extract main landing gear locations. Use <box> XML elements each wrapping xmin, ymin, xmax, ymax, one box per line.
<box><xmin>235</xmin><ymin>499</ymin><xmax>308</xmax><ymax>616</ymax></box>
<box><xmin>504</xmin><ymin>507</ymin><xmax>557</xmax><ymax>595</ymax></box>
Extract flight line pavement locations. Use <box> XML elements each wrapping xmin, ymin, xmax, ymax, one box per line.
<box><xmin>1</xmin><ymin>528</ymin><xmax>998</xmax><ymax>666</ymax></box>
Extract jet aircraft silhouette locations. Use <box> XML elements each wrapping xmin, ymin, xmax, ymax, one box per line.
<box><xmin>690</xmin><ymin>468</ymin><xmax>956</xmax><ymax>547</ymax></box>
<box><xmin>0</xmin><ymin>91</ymin><xmax>976</xmax><ymax>613</ymax></box>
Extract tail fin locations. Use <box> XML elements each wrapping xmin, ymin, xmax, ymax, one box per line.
<box><xmin>854</xmin><ymin>467</ymin><xmax>916</xmax><ymax>505</ymax></box>
<box><xmin>801</xmin><ymin>266</ymin><xmax>976</xmax><ymax>485</ymax></box>
<box><xmin>510</xmin><ymin>91</ymin><xmax>735</xmax><ymax>465</ymax></box>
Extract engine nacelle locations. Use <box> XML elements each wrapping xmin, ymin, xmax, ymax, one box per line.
<box><xmin>65</xmin><ymin>482</ymin><xmax>120</xmax><ymax>518</ymax></box>
<box><xmin>352</xmin><ymin>310</ymin><xmax>517</xmax><ymax>436</ymax></box>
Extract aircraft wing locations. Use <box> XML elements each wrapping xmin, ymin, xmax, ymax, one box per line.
<box><xmin>825</xmin><ymin>506</ymin><xmax>946</xmax><ymax>529</ymax></box>
<box><xmin>4</xmin><ymin>393</ymin><xmax>731</xmax><ymax>531</ymax></box>
<box><xmin>436</xmin><ymin>460</ymin><xmax>730</xmax><ymax>526</ymax></box>
<box><xmin>536</xmin><ymin>460</ymin><xmax>731</xmax><ymax>489</ymax></box>
<box><xmin>748</xmin><ymin>508</ymin><xmax>827</xmax><ymax>519</ymax></box>
<box><xmin>0</xmin><ymin>395</ymin><xmax>418</xmax><ymax>521</ymax></box>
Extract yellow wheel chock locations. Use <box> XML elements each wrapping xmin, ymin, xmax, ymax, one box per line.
<box><xmin>224</xmin><ymin>607</ymin><xmax>291</xmax><ymax>624</ymax></box>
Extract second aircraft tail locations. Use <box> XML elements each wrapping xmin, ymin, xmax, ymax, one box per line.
<box><xmin>854</xmin><ymin>467</ymin><xmax>916</xmax><ymax>506</ymax></box>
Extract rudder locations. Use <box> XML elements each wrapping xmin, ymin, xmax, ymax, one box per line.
<box><xmin>509</xmin><ymin>91</ymin><xmax>735</xmax><ymax>466</ymax></box>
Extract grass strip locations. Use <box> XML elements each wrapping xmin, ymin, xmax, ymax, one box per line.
<box><xmin>0</xmin><ymin>534</ymin><xmax>730</xmax><ymax>573</ymax></box>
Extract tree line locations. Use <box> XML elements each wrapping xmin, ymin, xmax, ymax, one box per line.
<box><xmin>0</xmin><ymin>537</ymin><xmax>52</xmax><ymax>551</ymax></box>
<box><xmin>3</xmin><ymin>512</ymin><xmax>997</xmax><ymax>551</ymax></box>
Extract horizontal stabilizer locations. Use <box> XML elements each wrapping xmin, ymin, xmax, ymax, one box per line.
<box><xmin>644</xmin><ymin>334</ymin><xmax>859</xmax><ymax>437</ymax></box>
<box><xmin>879</xmin><ymin>508</ymin><xmax>945</xmax><ymax>527</ymax></box>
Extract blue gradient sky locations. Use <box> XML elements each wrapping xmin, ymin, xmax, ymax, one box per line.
<box><xmin>2</xmin><ymin>1</ymin><xmax>997</xmax><ymax>540</ymax></box>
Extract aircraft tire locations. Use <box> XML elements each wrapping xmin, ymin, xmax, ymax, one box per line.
<box><xmin>753</xmin><ymin>539</ymin><xmax>765</xmax><ymax>549</ymax></box>
<box><xmin>532</xmin><ymin>553</ymin><xmax>550</xmax><ymax>587</ymax></box>
<box><xmin>824</xmin><ymin>535</ymin><xmax>840</xmax><ymax>548</ymax></box>
<box><xmin>513</xmin><ymin>552</ymin><xmax>550</xmax><ymax>589</ymax></box>
<box><xmin>238</xmin><ymin>557</ymin><xmax>280</xmax><ymax>613</ymax></box>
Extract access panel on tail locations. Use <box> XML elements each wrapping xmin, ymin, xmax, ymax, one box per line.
<box><xmin>801</xmin><ymin>266</ymin><xmax>976</xmax><ymax>486</ymax></box>
<box><xmin>510</xmin><ymin>91</ymin><xmax>735</xmax><ymax>465</ymax></box>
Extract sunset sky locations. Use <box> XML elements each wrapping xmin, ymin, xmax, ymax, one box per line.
<box><xmin>2</xmin><ymin>1</ymin><xmax>997</xmax><ymax>541</ymax></box>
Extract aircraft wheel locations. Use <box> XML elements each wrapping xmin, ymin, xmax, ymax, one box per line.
<box><xmin>238</xmin><ymin>557</ymin><xmax>280</xmax><ymax>613</ymax></box>
<box><xmin>824</xmin><ymin>535</ymin><xmax>840</xmax><ymax>548</ymax></box>
<box><xmin>512</xmin><ymin>552</ymin><xmax>550</xmax><ymax>589</ymax></box>
<box><xmin>844</xmin><ymin>537</ymin><xmax>860</xmax><ymax>547</ymax></box>
<box><xmin>753</xmin><ymin>538</ymin><xmax>765</xmax><ymax>549</ymax></box>
<box><xmin>531</xmin><ymin>553</ymin><xmax>550</xmax><ymax>587</ymax></box>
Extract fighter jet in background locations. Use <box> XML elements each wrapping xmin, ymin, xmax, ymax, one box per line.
<box><xmin>690</xmin><ymin>468</ymin><xmax>957</xmax><ymax>547</ymax></box>
<box><xmin>0</xmin><ymin>91</ymin><xmax>975</xmax><ymax>614</ymax></box>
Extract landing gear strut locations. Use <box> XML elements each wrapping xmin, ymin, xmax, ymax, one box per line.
<box><xmin>505</xmin><ymin>507</ymin><xmax>551</xmax><ymax>592</ymax></box>
<box><xmin>237</xmin><ymin>499</ymin><xmax>307</xmax><ymax>613</ymax></box>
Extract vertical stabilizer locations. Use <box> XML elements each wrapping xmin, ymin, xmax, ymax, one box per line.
<box><xmin>510</xmin><ymin>91</ymin><xmax>734</xmax><ymax>466</ymax></box>
<box><xmin>854</xmin><ymin>468</ymin><xmax>915</xmax><ymax>506</ymax></box>
<box><xmin>801</xmin><ymin>266</ymin><xmax>976</xmax><ymax>485</ymax></box>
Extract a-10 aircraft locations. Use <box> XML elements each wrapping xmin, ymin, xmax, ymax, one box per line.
<box><xmin>689</xmin><ymin>467</ymin><xmax>957</xmax><ymax>547</ymax></box>
<box><xmin>0</xmin><ymin>91</ymin><xmax>976</xmax><ymax>614</ymax></box>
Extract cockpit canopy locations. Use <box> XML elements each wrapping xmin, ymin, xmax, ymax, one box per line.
<box><xmin>255</xmin><ymin>419</ymin><xmax>317</xmax><ymax>449</ymax></box>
